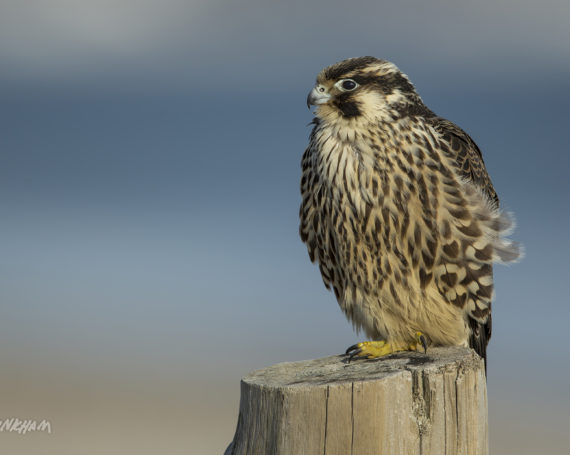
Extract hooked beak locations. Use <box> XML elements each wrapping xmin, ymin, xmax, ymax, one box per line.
<box><xmin>307</xmin><ymin>85</ymin><xmax>331</xmax><ymax>108</ymax></box>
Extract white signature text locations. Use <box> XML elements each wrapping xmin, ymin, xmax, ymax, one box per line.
<box><xmin>0</xmin><ymin>418</ymin><xmax>52</xmax><ymax>435</ymax></box>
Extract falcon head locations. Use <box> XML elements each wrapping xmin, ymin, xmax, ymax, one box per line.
<box><xmin>307</xmin><ymin>56</ymin><xmax>427</xmax><ymax>122</ymax></box>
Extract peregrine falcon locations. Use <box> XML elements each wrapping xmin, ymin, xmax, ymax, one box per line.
<box><xmin>300</xmin><ymin>56</ymin><xmax>520</xmax><ymax>368</ymax></box>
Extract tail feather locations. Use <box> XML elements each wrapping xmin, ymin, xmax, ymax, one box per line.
<box><xmin>468</xmin><ymin>314</ymin><xmax>491</xmax><ymax>376</ymax></box>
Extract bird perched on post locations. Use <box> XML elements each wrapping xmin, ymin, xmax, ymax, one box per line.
<box><xmin>300</xmin><ymin>56</ymin><xmax>520</xmax><ymax>369</ymax></box>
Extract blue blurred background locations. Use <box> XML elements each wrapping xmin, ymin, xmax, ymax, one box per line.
<box><xmin>1</xmin><ymin>1</ymin><xmax>569</xmax><ymax>453</ymax></box>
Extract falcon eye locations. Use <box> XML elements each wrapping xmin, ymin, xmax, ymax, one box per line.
<box><xmin>342</xmin><ymin>80</ymin><xmax>357</xmax><ymax>90</ymax></box>
<box><xmin>337</xmin><ymin>79</ymin><xmax>358</xmax><ymax>91</ymax></box>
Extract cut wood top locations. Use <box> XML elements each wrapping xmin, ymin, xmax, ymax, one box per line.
<box><xmin>227</xmin><ymin>346</ymin><xmax>487</xmax><ymax>455</ymax></box>
<box><xmin>243</xmin><ymin>346</ymin><xmax>482</xmax><ymax>388</ymax></box>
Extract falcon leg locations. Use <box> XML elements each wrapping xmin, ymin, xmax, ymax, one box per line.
<box><xmin>345</xmin><ymin>332</ymin><xmax>428</xmax><ymax>361</ymax></box>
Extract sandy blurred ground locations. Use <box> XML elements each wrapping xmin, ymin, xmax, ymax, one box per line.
<box><xmin>0</xmin><ymin>363</ymin><xmax>239</xmax><ymax>455</ymax></box>
<box><xmin>1</xmin><ymin>358</ymin><xmax>569</xmax><ymax>455</ymax></box>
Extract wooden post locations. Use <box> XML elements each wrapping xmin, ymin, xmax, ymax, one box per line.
<box><xmin>225</xmin><ymin>346</ymin><xmax>487</xmax><ymax>455</ymax></box>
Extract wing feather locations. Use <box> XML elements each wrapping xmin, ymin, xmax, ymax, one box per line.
<box><xmin>428</xmin><ymin>117</ymin><xmax>497</xmax><ymax>367</ymax></box>
<box><xmin>429</xmin><ymin>117</ymin><xmax>499</xmax><ymax>208</ymax></box>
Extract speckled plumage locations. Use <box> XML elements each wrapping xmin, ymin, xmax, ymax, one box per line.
<box><xmin>300</xmin><ymin>57</ymin><xmax>520</xmax><ymax>366</ymax></box>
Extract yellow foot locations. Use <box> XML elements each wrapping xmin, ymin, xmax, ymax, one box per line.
<box><xmin>345</xmin><ymin>332</ymin><xmax>428</xmax><ymax>362</ymax></box>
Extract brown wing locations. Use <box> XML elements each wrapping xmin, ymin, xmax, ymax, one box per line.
<box><xmin>429</xmin><ymin>117</ymin><xmax>499</xmax><ymax>209</ymax></box>
<box><xmin>428</xmin><ymin>117</ymin><xmax>497</xmax><ymax>371</ymax></box>
<box><xmin>299</xmin><ymin>124</ymin><xmax>345</xmax><ymax>302</ymax></box>
<box><xmin>299</xmin><ymin>144</ymin><xmax>318</xmax><ymax>263</ymax></box>
<box><xmin>300</xmin><ymin>130</ymin><xmax>333</xmax><ymax>291</ymax></box>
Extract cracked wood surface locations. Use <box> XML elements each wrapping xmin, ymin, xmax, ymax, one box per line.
<box><xmin>225</xmin><ymin>347</ymin><xmax>487</xmax><ymax>455</ymax></box>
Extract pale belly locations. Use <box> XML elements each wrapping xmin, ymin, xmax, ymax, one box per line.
<box><xmin>340</xmin><ymin>277</ymin><xmax>470</xmax><ymax>347</ymax></box>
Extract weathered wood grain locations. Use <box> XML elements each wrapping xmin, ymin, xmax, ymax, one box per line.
<box><xmin>225</xmin><ymin>347</ymin><xmax>487</xmax><ymax>455</ymax></box>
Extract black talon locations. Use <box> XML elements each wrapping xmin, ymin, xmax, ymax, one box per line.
<box><xmin>419</xmin><ymin>334</ymin><xmax>428</xmax><ymax>354</ymax></box>
<box><xmin>344</xmin><ymin>344</ymin><xmax>363</xmax><ymax>363</ymax></box>
<box><xmin>347</xmin><ymin>351</ymin><xmax>361</xmax><ymax>363</ymax></box>
<box><xmin>345</xmin><ymin>344</ymin><xmax>360</xmax><ymax>355</ymax></box>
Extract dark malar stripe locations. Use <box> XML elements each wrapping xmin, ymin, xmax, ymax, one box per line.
<box><xmin>335</xmin><ymin>100</ymin><xmax>361</xmax><ymax>118</ymax></box>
